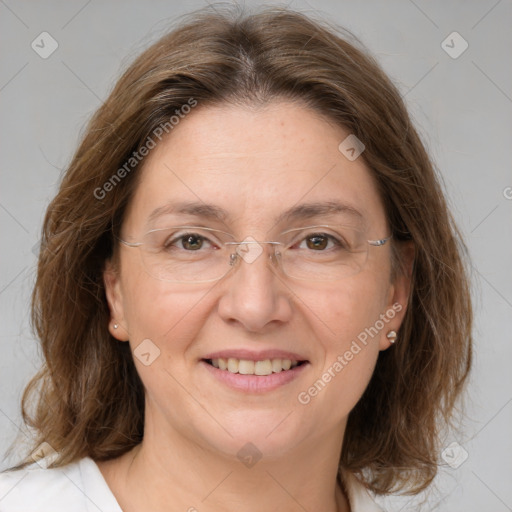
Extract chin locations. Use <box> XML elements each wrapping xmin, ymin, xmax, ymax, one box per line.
<box><xmin>197</xmin><ymin>408</ymin><xmax>309</xmax><ymax>461</ymax></box>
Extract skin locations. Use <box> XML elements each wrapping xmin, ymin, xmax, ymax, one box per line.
<box><xmin>100</xmin><ymin>100</ymin><xmax>412</xmax><ymax>512</ymax></box>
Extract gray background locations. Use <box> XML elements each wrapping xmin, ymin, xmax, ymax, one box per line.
<box><xmin>1</xmin><ymin>0</ymin><xmax>511</xmax><ymax>510</ymax></box>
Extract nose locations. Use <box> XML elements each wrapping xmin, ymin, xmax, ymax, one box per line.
<box><xmin>216</xmin><ymin>242</ymin><xmax>293</xmax><ymax>332</ymax></box>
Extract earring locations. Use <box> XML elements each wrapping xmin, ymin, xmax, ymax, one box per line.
<box><xmin>113</xmin><ymin>323</ymin><xmax>119</xmax><ymax>329</ymax></box>
<box><xmin>386</xmin><ymin>330</ymin><xmax>397</xmax><ymax>344</ymax></box>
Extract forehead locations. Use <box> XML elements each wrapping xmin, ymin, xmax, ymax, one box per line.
<box><xmin>124</xmin><ymin>101</ymin><xmax>387</xmax><ymax>234</ymax></box>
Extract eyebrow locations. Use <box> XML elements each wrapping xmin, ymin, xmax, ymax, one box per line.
<box><xmin>146</xmin><ymin>200</ymin><xmax>365</xmax><ymax>227</ymax></box>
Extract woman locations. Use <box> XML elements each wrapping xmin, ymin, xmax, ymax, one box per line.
<box><xmin>0</xmin><ymin>5</ymin><xmax>472</xmax><ymax>511</ymax></box>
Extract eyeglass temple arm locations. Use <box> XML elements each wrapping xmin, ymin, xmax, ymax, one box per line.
<box><xmin>367</xmin><ymin>235</ymin><xmax>392</xmax><ymax>247</ymax></box>
<box><xmin>117</xmin><ymin>237</ymin><xmax>142</xmax><ymax>248</ymax></box>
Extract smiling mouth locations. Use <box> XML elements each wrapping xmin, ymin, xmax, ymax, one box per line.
<box><xmin>203</xmin><ymin>358</ymin><xmax>308</xmax><ymax>376</ymax></box>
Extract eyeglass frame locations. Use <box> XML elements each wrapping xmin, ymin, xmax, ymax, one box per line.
<box><xmin>116</xmin><ymin>224</ymin><xmax>392</xmax><ymax>283</ymax></box>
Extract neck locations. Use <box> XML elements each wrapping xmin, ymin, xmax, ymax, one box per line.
<box><xmin>98</xmin><ymin>420</ymin><xmax>350</xmax><ymax>512</ymax></box>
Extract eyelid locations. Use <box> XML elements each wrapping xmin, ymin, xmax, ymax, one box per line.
<box><xmin>168</xmin><ymin>228</ymin><xmax>231</xmax><ymax>246</ymax></box>
<box><xmin>147</xmin><ymin>226</ymin><xmax>235</xmax><ymax>239</ymax></box>
<box><xmin>279</xmin><ymin>224</ymin><xmax>333</xmax><ymax>235</ymax></box>
<box><xmin>146</xmin><ymin>225</ymin><xmax>361</xmax><ymax>245</ymax></box>
<box><xmin>278</xmin><ymin>224</ymin><xmax>360</xmax><ymax>237</ymax></box>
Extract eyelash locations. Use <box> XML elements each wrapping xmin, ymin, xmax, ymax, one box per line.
<box><xmin>295</xmin><ymin>233</ymin><xmax>345</xmax><ymax>251</ymax></box>
<box><xmin>165</xmin><ymin>233</ymin><xmax>216</xmax><ymax>251</ymax></box>
<box><xmin>164</xmin><ymin>231</ymin><xmax>346</xmax><ymax>252</ymax></box>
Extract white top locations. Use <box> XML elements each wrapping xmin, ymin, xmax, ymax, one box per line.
<box><xmin>0</xmin><ymin>457</ymin><xmax>383</xmax><ymax>511</ymax></box>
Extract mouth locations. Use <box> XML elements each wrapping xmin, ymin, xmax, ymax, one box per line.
<box><xmin>203</xmin><ymin>357</ymin><xmax>308</xmax><ymax>376</ymax></box>
<box><xmin>200</xmin><ymin>353</ymin><xmax>310</xmax><ymax>393</ymax></box>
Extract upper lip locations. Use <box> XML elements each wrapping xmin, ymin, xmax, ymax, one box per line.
<box><xmin>202</xmin><ymin>349</ymin><xmax>309</xmax><ymax>362</ymax></box>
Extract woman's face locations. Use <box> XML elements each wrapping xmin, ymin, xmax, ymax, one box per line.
<box><xmin>104</xmin><ymin>101</ymin><xmax>409</xmax><ymax>459</ymax></box>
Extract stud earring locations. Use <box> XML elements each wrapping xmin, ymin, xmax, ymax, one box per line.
<box><xmin>113</xmin><ymin>323</ymin><xmax>119</xmax><ymax>329</ymax></box>
<box><xmin>386</xmin><ymin>330</ymin><xmax>397</xmax><ymax>344</ymax></box>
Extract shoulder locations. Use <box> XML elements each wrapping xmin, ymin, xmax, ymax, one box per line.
<box><xmin>342</xmin><ymin>470</ymin><xmax>385</xmax><ymax>512</ymax></box>
<box><xmin>0</xmin><ymin>456</ymin><xmax>122</xmax><ymax>512</ymax></box>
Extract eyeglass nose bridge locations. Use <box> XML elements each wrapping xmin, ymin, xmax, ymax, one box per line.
<box><xmin>225</xmin><ymin>240</ymin><xmax>283</xmax><ymax>268</ymax></box>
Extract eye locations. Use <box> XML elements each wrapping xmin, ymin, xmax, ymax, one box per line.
<box><xmin>304</xmin><ymin>234</ymin><xmax>329</xmax><ymax>250</ymax></box>
<box><xmin>165</xmin><ymin>232</ymin><xmax>215</xmax><ymax>251</ymax></box>
<box><xmin>297</xmin><ymin>233</ymin><xmax>344</xmax><ymax>251</ymax></box>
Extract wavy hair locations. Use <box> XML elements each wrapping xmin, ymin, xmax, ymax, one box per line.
<box><xmin>12</xmin><ymin>5</ymin><xmax>472</xmax><ymax>495</ymax></box>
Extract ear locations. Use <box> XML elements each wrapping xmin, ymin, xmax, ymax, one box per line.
<box><xmin>379</xmin><ymin>241</ymin><xmax>415</xmax><ymax>351</ymax></box>
<box><xmin>103</xmin><ymin>259</ymin><xmax>129</xmax><ymax>342</ymax></box>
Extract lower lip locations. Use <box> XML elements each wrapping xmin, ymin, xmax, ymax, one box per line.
<box><xmin>200</xmin><ymin>360</ymin><xmax>309</xmax><ymax>393</ymax></box>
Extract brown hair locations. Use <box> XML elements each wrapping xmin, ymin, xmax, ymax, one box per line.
<box><xmin>13</xmin><ymin>5</ymin><xmax>472</xmax><ymax>495</ymax></box>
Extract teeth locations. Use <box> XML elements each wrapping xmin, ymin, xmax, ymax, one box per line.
<box><xmin>238</xmin><ymin>359</ymin><xmax>254</xmax><ymax>375</ymax></box>
<box><xmin>254</xmin><ymin>360</ymin><xmax>272</xmax><ymax>376</ymax></box>
<box><xmin>272</xmin><ymin>359</ymin><xmax>282</xmax><ymax>373</ymax></box>
<box><xmin>209</xmin><ymin>357</ymin><xmax>301</xmax><ymax>375</ymax></box>
<box><xmin>227</xmin><ymin>358</ymin><xmax>239</xmax><ymax>373</ymax></box>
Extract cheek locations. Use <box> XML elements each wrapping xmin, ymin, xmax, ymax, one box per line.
<box><xmin>316</xmin><ymin>342</ymin><xmax>379</xmax><ymax>424</ymax></box>
<box><xmin>121</xmin><ymin>276</ymin><xmax>212</xmax><ymax>405</ymax></box>
<box><xmin>295</xmin><ymin>276</ymin><xmax>388</xmax><ymax>414</ymax></box>
<box><xmin>298</xmin><ymin>274</ymin><xmax>390</xmax><ymax>352</ymax></box>
<box><xmin>120</xmin><ymin>257</ymin><xmax>207</xmax><ymax>350</ymax></box>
